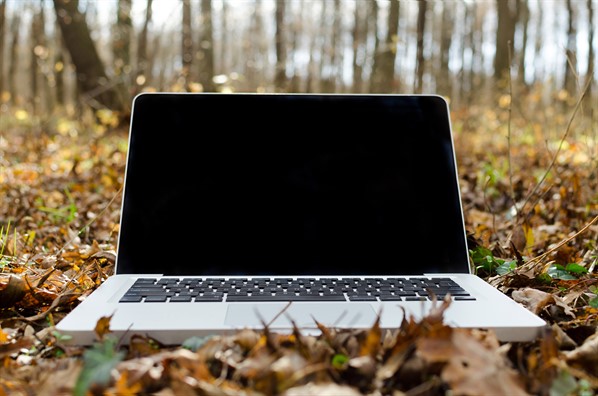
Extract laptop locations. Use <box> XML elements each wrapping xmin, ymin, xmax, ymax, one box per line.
<box><xmin>57</xmin><ymin>93</ymin><xmax>546</xmax><ymax>344</ymax></box>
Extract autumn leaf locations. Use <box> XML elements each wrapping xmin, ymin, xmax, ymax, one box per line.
<box><xmin>94</xmin><ymin>314</ymin><xmax>114</xmax><ymax>341</ymax></box>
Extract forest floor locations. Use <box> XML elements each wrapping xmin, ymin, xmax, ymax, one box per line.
<box><xmin>0</xmin><ymin>96</ymin><xmax>597</xmax><ymax>395</ymax></box>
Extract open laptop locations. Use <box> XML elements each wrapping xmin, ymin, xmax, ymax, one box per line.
<box><xmin>57</xmin><ymin>93</ymin><xmax>545</xmax><ymax>344</ymax></box>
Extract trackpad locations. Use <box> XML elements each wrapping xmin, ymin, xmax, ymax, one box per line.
<box><xmin>225</xmin><ymin>303</ymin><xmax>377</xmax><ymax>329</ymax></box>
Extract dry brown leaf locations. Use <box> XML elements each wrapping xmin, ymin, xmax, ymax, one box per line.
<box><xmin>359</xmin><ymin>316</ymin><xmax>381</xmax><ymax>358</ymax></box>
<box><xmin>94</xmin><ymin>314</ymin><xmax>114</xmax><ymax>341</ymax></box>
<box><xmin>511</xmin><ymin>287</ymin><xmax>555</xmax><ymax>314</ymax></box>
<box><xmin>282</xmin><ymin>383</ymin><xmax>362</xmax><ymax>396</ymax></box>
<box><xmin>565</xmin><ymin>332</ymin><xmax>598</xmax><ymax>376</ymax></box>
<box><xmin>439</xmin><ymin>330</ymin><xmax>530</xmax><ymax>396</ymax></box>
<box><xmin>0</xmin><ymin>275</ymin><xmax>28</xmax><ymax>308</ymax></box>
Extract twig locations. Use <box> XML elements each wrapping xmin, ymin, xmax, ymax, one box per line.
<box><xmin>523</xmin><ymin>213</ymin><xmax>598</xmax><ymax>267</ymax></box>
<box><xmin>519</xmin><ymin>77</ymin><xmax>592</xmax><ymax>220</ymax></box>
<box><xmin>506</xmin><ymin>40</ymin><xmax>517</xmax><ymax>219</ymax></box>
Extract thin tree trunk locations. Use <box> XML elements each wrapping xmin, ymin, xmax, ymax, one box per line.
<box><xmin>368</xmin><ymin>0</ymin><xmax>380</xmax><ymax>92</ymax></box>
<box><xmin>198</xmin><ymin>0</ymin><xmax>214</xmax><ymax>92</ymax></box>
<box><xmin>181</xmin><ymin>0</ymin><xmax>192</xmax><ymax>90</ymax></box>
<box><xmin>516</xmin><ymin>0</ymin><xmax>529</xmax><ymax>86</ymax></box>
<box><xmin>53</xmin><ymin>0</ymin><xmax>123</xmax><ymax>111</ymax></box>
<box><xmin>415</xmin><ymin>0</ymin><xmax>427</xmax><ymax>93</ymax></box>
<box><xmin>30</xmin><ymin>6</ymin><xmax>41</xmax><ymax>113</ymax></box>
<box><xmin>274</xmin><ymin>0</ymin><xmax>287</xmax><ymax>91</ymax></box>
<box><xmin>563</xmin><ymin>0</ymin><xmax>577</xmax><ymax>94</ymax></box>
<box><xmin>381</xmin><ymin>0</ymin><xmax>399</xmax><ymax>92</ymax></box>
<box><xmin>0</xmin><ymin>0</ymin><xmax>6</xmax><ymax>101</ymax></box>
<box><xmin>54</xmin><ymin>19</ymin><xmax>65</xmax><ymax>106</ymax></box>
<box><xmin>351</xmin><ymin>3</ymin><xmax>364</xmax><ymax>93</ymax></box>
<box><xmin>494</xmin><ymin>0</ymin><xmax>516</xmax><ymax>81</ymax></box>
<box><xmin>329</xmin><ymin>0</ymin><xmax>341</xmax><ymax>92</ymax></box>
<box><xmin>438</xmin><ymin>2</ymin><xmax>453</xmax><ymax>96</ymax></box>
<box><xmin>8</xmin><ymin>13</ymin><xmax>19</xmax><ymax>104</ymax></box>
<box><xmin>113</xmin><ymin>0</ymin><xmax>132</xmax><ymax>81</ymax></box>
<box><xmin>136</xmin><ymin>0</ymin><xmax>153</xmax><ymax>91</ymax></box>
<box><xmin>585</xmin><ymin>0</ymin><xmax>594</xmax><ymax>115</ymax></box>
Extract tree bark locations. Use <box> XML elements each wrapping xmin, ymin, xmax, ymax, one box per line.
<box><xmin>371</xmin><ymin>0</ymin><xmax>399</xmax><ymax>92</ymax></box>
<box><xmin>494</xmin><ymin>0</ymin><xmax>516</xmax><ymax>81</ymax></box>
<box><xmin>7</xmin><ymin>13</ymin><xmax>19</xmax><ymax>104</ymax></box>
<box><xmin>274</xmin><ymin>0</ymin><xmax>287</xmax><ymax>91</ymax></box>
<box><xmin>415</xmin><ymin>0</ymin><xmax>427</xmax><ymax>93</ymax></box>
<box><xmin>0</xmin><ymin>0</ymin><xmax>6</xmax><ymax>100</ymax></box>
<box><xmin>584</xmin><ymin>0</ymin><xmax>594</xmax><ymax>113</ymax></box>
<box><xmin>113</xmin><ymin>0</ymin><xmax>132</xmax><ymax>79</ymax></box>
<box><xmin>198</xmin><ymin>0</ymin><xmax>214</xmax><ymax>92</ymax></box>
<box><xmin>54</xmin><ymin>19</ymin><xmax>65</xmax><ymax>106</ymax></box>
<box><xmin>516</xmin><ymin>0</ymin><xmax>530</xmax><ymax>85</ymax></box>
<box><xmin>53</xmin><ymin>0</ymin><xmax>123</xmax><ymax>111</ymax></box>
<box><xmin>351</xmin><ymin>3</ymin><xmax>365</xmax><ymax>93</ymax></box>
<box><xmin>181</xmin><ymin>0</ymin><xmax>193</xmax><ymax>90</ymax></box>
<box><xmin>136</xmin><ymin>0</ymin><xmax>153</xmax><ymax>91</ymax></box>
<box><xmin>438</xmin><ymin>2</ymin><xmax>453</xmax><ymax>96</ymax></box>
<box><xmin>563</xmin><ymin>0</ymin><xmax>577</xmax><ymax>94</ymax></box>
<box><xmin>368</xmin><ymin>0</ymin><xmax>380</xmax><ymax>92</ymax></box>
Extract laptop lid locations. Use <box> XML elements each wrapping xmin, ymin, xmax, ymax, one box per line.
<box><xmin>116</xmin><ymin>94</ymin><xmax>469</xmax><ymax>276</ymax></box>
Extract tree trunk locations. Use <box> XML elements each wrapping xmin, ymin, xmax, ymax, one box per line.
<box><xmin>113</xmin><ymin>0</ymin><xmax>132</xmax><ymax>81</ymax></box>
<box><xmin>53</xmin><ymin>0</ymin><xmax>123</xmax><ymax>111</ymax></box>
<box><xmin>181</xmin><ymin>0</ymin><xmax>193</xmax><ymax>90</ymax></box>
<box><xmin>372</xmin><ymin>0</ymin><xmax>399</xmax><ymax>92</ymax></box>
<box><xmin>585</xmin><ymin>0</ymin><xmax>594</xmax><ymax>114</ymax></box>
<box><xmin>54</xmin><ymin>19</ymin><xmax>65</xmax><ymax>106</ymax></box>
<box><xmin>516</xmin><ymin>0</ymin><xmax>529</xmax><ymax>85</ymax></box>
<box><xmin>198</xmin><ymin>0</ymin><xmax>215</xmax><ymax>92</ymax></box>
<box><xmin>494</xmin><ymin>0</ymin><xmax>516</xmax><ymax>81</ymax></box>
<box><xmin>136</xmin><ymin>0</ymin><xmax>153</xmax><ymax>91</ymax></box>
<box><xmin>7</xmin><ymin>13</ymin><xmax>19</xmax><ymax>104</ymax></box>
<box><xmin>351</xmin><ymin>3</ymin><xmax>365</xmax><ymax>93</ymax></box>
<box><xmin>438</xmin><ymin>2</ymin><xmax>453</xmax><ymax>96</ymax></box>
<box><xmin>563</xmin><ymin>0</ymin><xmax>577</xmax><ymax>94</ymax></box>
<box><xmin>30</xmin><ymin>5</ymin><xmax>42</xmax><ymax>114</ymax></box>
<box><xmin>415</xmin><ymin>0</ymin><xmax>427</xmax><ymax>93</ymax></box>
<box><xmin>274</xmin><ymin>0</ymin><xmax>287</xmax><ymax>91</ymax></box>
<box><xmin>368</xmin><ymin>0</ymin><xmax>380</xmax><ymax>92</ymax></box>
<box><xmin>0</xmin><ymin>0</ymin><xmax>6</xmax><ymax>101</ymax></box>
<box><xmin>330</xmin><ymin>0</ymin><xmax>341</xmax><ymax>92</ymax></box>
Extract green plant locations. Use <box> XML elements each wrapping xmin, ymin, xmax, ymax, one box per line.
<box><xmin>36</xmin><ymin>188</ymin><xmax>78</xmax><ymax>224</ymax></box>
<box><xmin>470</xmin><ymin>246</ymin><xmax>517</xmax><ymax>276</ymax></box>
<box><xmin>546</xmin><ymin>263</ymin><xmax>588</xmax><ymax>280</ymax></box>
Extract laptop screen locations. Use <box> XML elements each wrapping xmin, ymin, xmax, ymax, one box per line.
<box><xmin>116</xmin><ymin>94</ymin><xmax>469</xmax><ymax>276</ymax></box>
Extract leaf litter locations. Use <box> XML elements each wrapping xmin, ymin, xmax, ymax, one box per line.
<box><xmin>0</xmin><ymin>102</ymin><xmax>597</xmax><ymax>395</ymax></box>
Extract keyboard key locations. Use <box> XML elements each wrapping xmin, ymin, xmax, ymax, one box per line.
<box><xmin>226</xmin><ymin>294</ymin><xmax>346</xmax><ymax>302</ymax></box>
<box><xmin>348</xmin><ymin>295</ymin><xmax>377</xmax><ymax>301</ymax></box>
<box><xmin>379</xmin><ymin>295</ymin><xmax>403</xmax><ymax>301</ymax></box>
<box><xmin>170</xmin><ymin>296</ymin><xmax>193</xmax><ymax>302</ymax></box>
<box><xmin>145</xmin><ymin>295</ymin><xmax>168</xmax><ymax>302</ymax></box>
<box><xmin>119</xmin><ymin>296</ymin><xmax>142</xmax><ymax>303</ymax></box>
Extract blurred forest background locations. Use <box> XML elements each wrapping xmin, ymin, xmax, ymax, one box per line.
<box><xmin>0</xmin><ymin>0</ymin><xmax>595</xmax><ymax>120</ymax></box>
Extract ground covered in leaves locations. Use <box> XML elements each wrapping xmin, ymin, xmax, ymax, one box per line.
<box><xmin>1</xmin><ymin>98</ymin><xmax>597</xmax><ymax>395</ymax></box>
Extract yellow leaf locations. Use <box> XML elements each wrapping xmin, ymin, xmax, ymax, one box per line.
<box><xmin>0</xmin><ymin>328</ymin><xmax>8</xmax><ymax>343</ymax></box>
<box><xmin>523</xmin><ymin>223</ymin><xmax>534</xmax><ymax>251</ymax></box>
<box><xmin>112</xmin><ymin>371</ymin><xmax>142</xmax><ymax>396</ymax></box>
<box><xmin>94</xmin><ymin>314</ymin><xmax>114</xmax><ymax>341</ymax></box>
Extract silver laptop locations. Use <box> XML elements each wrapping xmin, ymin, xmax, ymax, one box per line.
<box><xmin>57</xmin><ymin>93</ymin><xmax>545</xmax><ymax>344</ymax></box>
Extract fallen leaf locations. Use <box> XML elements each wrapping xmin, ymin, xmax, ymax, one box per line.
<box><xmin>435</xmin><ymin>330</ymin><xmax>530</xmax><ymax>396</ymax></box>
<box><xmin>282</xmin><ymin>383</ymin><xmax>362</xmax><ymax>396</ymax></box>
<box><xmin>94</xmin><ymin>314</ymin><xmax>114</xmax><ymax>341</ymax></box>
<box><xmin>511</xmin><ymin>287</ymin><xmax>554</xmax><ymax>314</ymax></box>
<box><xmin>0</xmin><ymin>275</ymin><xmax>28</xmax><ymax>308</ymax></box>
<box><xmin>565</xmin><ymin>332</ymin><xmax>598</xmax><ymax>376</ymax></box>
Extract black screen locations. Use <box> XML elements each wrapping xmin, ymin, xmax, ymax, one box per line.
<box><xmin>116</xmin><ymin>94</ymin><xmax>469</xmax><ymax>275</ymax></box>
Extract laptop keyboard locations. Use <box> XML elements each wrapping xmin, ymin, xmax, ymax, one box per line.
<box><xmin>118</xmin><ymin>277</ymin><xmax>475</xmax><ymax>303</ymax></box>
